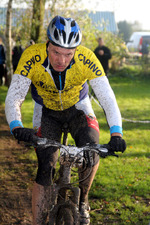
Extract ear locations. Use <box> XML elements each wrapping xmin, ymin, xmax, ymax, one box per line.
<box><xmin>47</xmin><ymin>41</ymin><xmax>50</xmax><ymax>52</ymax></box>
<box><xmin>47</xmin><ymin>44</ymin><xmax>50</xmax><ymax>52</ymax></box>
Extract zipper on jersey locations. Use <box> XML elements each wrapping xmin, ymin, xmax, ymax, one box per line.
<box><xmin>59</xmin><ymin>72</ymin><xmax>63</xmax><ymax>110</ymax></box>
<box><xmin>59</xmin><ymin>90</ymin><xmax>63</xmax><ymax>110</ymax></box>
<box><xmin>59</xmin><ymin>73</ymin><xmax>62</xmax><ymax>90</ymax></box>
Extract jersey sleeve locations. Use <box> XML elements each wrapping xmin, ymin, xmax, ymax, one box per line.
<box><xmin>89</xmin><ymin>76</ymin><xmax>123</xmax><ymax>135</ymax></box>
<box><xmin>33</xmin><ymin>102</ymin><xmax>43</xmax><ymax>130</ymax></box>
<box><xmin>5</xmin><ymin>74</ymin><xmax>31</xmax><ymax>132</ymax></box>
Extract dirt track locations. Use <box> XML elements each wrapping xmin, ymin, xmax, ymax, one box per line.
<box><xmin>0</xmin><ymin>105</ymin><xmax>36</xmax><ymax>224</ymax></box>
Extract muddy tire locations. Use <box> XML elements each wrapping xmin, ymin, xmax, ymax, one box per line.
<box><xmin>56</xmin><ymin>207</ymin><xmax>74</xmax><ymax>225</ymax></box>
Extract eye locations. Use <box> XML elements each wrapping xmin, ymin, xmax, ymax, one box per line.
<box><xmin>54</xmin><ymin>50</ymin><xmax>59</xmax><ymax>55</ymax></box>
<box><xmin>66</xmin><ymin>53</ymin><xmax>73</xmax><ymax>57</ymax></box>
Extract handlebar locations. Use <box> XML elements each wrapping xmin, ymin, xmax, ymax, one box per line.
<box><xmin>31</xmin><ymin>135</ymin><xmax>119</xmax><ymax>158</ymax></box>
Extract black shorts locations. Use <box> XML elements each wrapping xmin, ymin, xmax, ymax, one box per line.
<box><xmin>36</xmin><ymin>105</ymin><xmax>100</xmax><ymax>186</ymax></box>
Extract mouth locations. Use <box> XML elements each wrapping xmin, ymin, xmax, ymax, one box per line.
<box><xmin>55</xmin><ymin>65</ymin><xmax>65</xmax><ymax>70</ymax></box>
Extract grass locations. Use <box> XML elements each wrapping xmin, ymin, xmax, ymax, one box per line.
<box><xmin>1</xmin><ymin>73</ymin><xmax>150</xmax><ymax>225</ymax></box>
<box><xmin>90</xmin><ymin>75</ymin><xmax>150</xmax><ymax>225</ymax></box>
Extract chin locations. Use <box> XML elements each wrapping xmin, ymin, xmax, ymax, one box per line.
<box><xmin>55</xmin><ymin>67</ymin><xmax>65</xmax><ymax>72</ymax></box>
<box><xmin>55</xmin><ymin>69</ymin><xmax>64</xmax><ymax>72</ymax></box>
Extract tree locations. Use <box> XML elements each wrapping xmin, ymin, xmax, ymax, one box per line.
<box><xmin>117</xmin><ymin>20</ymin><xmax>133</xmax><ymax>43</ymax></box>
<box><xmin>30</xmin><ymin>0</ymin><xmax>46</xmax><ymax>42</ymax></box>
<box><xmin>5</xmin><ymin>0</ymin><xmax>13</xmax><ymax>86</ymax></box>
<box><xmin>118</xmin><ymin>20</ymin><xmax>143</xmax><ymax>43</ymax></box>
<box><xmin>132</xmin><ymin>21</ymin><xmax>142</xmax><ymax>31</ymax></box>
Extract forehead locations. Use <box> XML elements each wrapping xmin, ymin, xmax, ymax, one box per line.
<box><xmin>48</xmin><ymin>43</ymin><xmax>75</xmax><ymax>54</ymax></box>
<box><xmin>99</xmin><ymin>39</ymin><xmax>103</xmax><ymax>43</ymax></box>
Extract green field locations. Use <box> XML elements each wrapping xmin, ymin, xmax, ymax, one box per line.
<box><xmin>1</xmin><ymin>74</ymin><xmax>150</xmax><ymax>225</ymax></box>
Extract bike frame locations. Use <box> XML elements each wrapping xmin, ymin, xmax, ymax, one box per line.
<box><xmin>31</xmin><ymin>135</ymin><xmax>118</xmax><ymax>225</ymax></box>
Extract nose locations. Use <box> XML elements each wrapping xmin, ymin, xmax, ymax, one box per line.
<box><xmin>58</xmin><ymin>55</ymin><xmax>65</xmax><ymax>65</ymax></box>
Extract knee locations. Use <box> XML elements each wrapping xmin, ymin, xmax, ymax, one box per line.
<box><xmin>36</xmin><ymin>164</ymin><xmax>55</xmax><ymax>186</ymax></box>
<box><xmin>35</xmin><ymin>147</ymin><xmax>58</xmax><ymax>186</ymax></box>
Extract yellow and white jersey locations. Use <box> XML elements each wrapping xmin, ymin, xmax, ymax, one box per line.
<box><xmin>5</xmin><ymin>43</ymin><xmax>123</xmax><ymax>135</ymax></box>
<box><xmin>14</xmin><ymin>43</ymin><xmax>105</xmax><ymax>110</ymax></box>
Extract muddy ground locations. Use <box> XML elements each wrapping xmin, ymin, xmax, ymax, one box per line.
<box><xmin>0</xmin><ymin>105</ymin><xmax>37</xmax><ymax>225</ymax></box>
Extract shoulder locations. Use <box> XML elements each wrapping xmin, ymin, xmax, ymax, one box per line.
<box><xmin>15</xmin><ymin>43</ymin><xmax>47</xmax><ymax>78</ymax></box>
<box><xmin>24</xmin><ymin>43</ymin><xmax>46</xmax><ymax>54</ymax></box>
<box><xmin>103</xmin><ymin>45</ymin><xmax>110</xmax><ymax>51</ymax></box>
<box><xmin>20</xmin><ymin>43</ymin><xmax>47</xmax><ymax>61</ymax></box>
<box><xmin>76</xmin><ymin>45</ymin><xmax>93</xmax><ymax>54</ymax></box>
<box><xmin>94</xmin><ymin>46</ymin><xmax>99</xmax><ymax>51</ymax></box>
<box><xmin>75</xmin><ymin>45</ymin><xmax>96</xmax><ymax>60</ymax></box>
<box><xmin>0</xmin><ymin>44</ymin><xmax>5</xmax><ymax>50</ymax></box>
<box><xmin>74</xmin><ymin>45</ymin><xmax>105</xmax><ymax>78</ymax></box>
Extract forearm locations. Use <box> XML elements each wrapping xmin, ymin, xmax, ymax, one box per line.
<box><xmin>33</xmin><ymin>102</ymin><xmax>43</xmax><ymax>130</ymax></box>
<box><xmin>89</xmin><ymin>76</ymin><xmax>122</xmax><ymax>135</ymax></box>
<box><xmin>5</xmin><ymin>74</ymin><xmax>31</xmax><ymax>132</ymax></box>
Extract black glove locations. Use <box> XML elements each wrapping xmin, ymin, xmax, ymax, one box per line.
<box><xmin>108</xmin><ymin>136</ymin><xmax>126</xmax><ymax>153</ymax></box>
<box><xmin>13</xmin><ymin>128</ymin><xmax>36</xmax><ymax>142</ymax></box>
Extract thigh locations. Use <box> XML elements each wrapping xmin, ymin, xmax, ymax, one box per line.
<box><xmin>69</xmin><ymin>110</ymin><xmax>100</xmax><ymax>166</ymax></box>
<box><xmin>35</xmin><ymin>108</ymin><xmax>62</xmax><ymax>185</ymax></box>
<box><xmin>41</xmin><ymin>107</ymin><xmax>62</xmax><ymax>141</ymax></box>
<box><xmin>37</xmin><ymin>107</ymin><xmax>62</xmax><ymax>169</ymax></box>
<box><xmin>69</xmin><ymin>110</ymin><xmax>99</xmax><ymax>146</ymax></box>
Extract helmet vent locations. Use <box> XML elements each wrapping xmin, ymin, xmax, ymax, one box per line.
<box><xmin>75</xmin><ymin>33</ymin><xmax>79</xmax><ymax>43</ymax></box>
<box><xmin>52</xmin><ymin>19</ymin><xmax>56</xmax><ymax>27</ymax></box>
<box><xmin>54</xmin><ymin>29</ymin><xmax>59</xmax><ymax>40</ymax></box>
<box><xmin>61</xmin><ymin>30</ymin><xmax>66</xmax><ymax>43</ymax></box>
<box><xmin>71</xmin><ymin>20</ymin><xmax>75</xmax><ymax>27</ymax></box>
<box><xmin>68</xmin><ymin>32</ymin><xmax>74</xmax><ymax>44</ymax></box>
<box><xmin>60</xmin><ymin>17</ymin><xmax>65</xmax><ymax>25</ymax></box>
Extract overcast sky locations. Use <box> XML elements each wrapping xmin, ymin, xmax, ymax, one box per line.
<box><xmin>83</xmin><ymin>0</ymin><xmax>150</xmax><ymax>30</ymax></box>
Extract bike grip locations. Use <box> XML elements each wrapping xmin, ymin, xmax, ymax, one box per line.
<box><xmin>101</xmin><ymin>144</ymin><xmax>111</xmax><ymax>151</ymax></box>
<box><xmin>30</xmin><ymin>134</ymin><xmax>40</xmax><ymax>145</ymax></box>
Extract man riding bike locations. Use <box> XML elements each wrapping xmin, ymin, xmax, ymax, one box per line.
<box><xmin>5</xmin><ymin>16</ymin><xmax>126</xmax><ymax>225</ymax></box>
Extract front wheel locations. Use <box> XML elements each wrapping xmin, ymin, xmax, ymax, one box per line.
<box><xmin>56</xmin><ymin>207</ymin><xmax>75</xmax><ymax>225</ymax></box>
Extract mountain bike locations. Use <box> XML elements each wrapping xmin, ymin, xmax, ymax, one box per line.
<box><xmin>27</xmin><ymin>132</ymin><xmax>119</xmax><ymax>225</ymax></box>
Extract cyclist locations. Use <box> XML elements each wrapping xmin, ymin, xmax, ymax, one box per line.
<box><xmin>5</xmin><ymin>16</ymin><xmax>126</xmax><ymax>225</ymax></box>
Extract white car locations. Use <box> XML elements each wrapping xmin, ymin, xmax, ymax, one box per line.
<box><xmin>127</xmin><ymin>32</ymin><xmax>150</xmax><ymax>56</ymax></box>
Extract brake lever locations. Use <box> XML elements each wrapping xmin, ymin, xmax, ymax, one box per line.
<box><xmin>31</xmin><ymin>135</ymin><xmax>62</xmax><ymax>149</ymax></box>
<box><xmin>99</xmin><ymin>144</ymin><xmax>119</xmax><ymax>157</ymax></box>
<box><xmin>109</xmin><ymin>152</ymin><xmax>119</xmax><ymax>157</ymax></box>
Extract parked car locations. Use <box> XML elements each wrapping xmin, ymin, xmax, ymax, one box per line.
<box><xmin>126</xmin><ymin>32</ymin><xmax>150</xmax><ymax>56</ymax></box>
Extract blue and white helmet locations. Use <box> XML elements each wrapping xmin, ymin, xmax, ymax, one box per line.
<box><xmin>47</xmin><ymin>16</ymin><xmax>82</xmax><ymax>48</ymax></box>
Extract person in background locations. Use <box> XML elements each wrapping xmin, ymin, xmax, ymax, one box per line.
<box><xmin>12</xmin><ymin>37</ymin><xmax>24</xmax><ymax>72</ymax></box>
<box><xmin>0</xmin><ymin>37</ymin><xmax>6</xmax><ymax>85</ymax></box>
<box><xmin>94</xmin><ymin>37</ymin><xmax>112</xmax><ymax>76</ymax></box>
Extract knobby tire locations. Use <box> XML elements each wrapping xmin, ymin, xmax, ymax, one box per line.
<box><xmin>56</xmin><ymin>207</ymin><xmax>74</xmax><ymax>225</ymax></box>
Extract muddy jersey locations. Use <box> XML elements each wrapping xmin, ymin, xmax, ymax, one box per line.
<box><xmin>15</xmin><ymin>43</ymin><xmax>105</xmax><ymax>111</ymax></box>
<box><xmin>5</xmin><ymin>43</ymin><xmax>123</xmax><ymax>135</ymax></box>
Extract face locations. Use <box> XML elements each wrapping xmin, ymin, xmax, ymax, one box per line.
<box><xmin>47</xmin><ymin>43</ymin><xmax>76</xmax><ymax>72</ymax></box>
<box><xmin>98</xmin><ymin>39</ymin><xmax>104</xmax><ymax>46</ymax></box>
